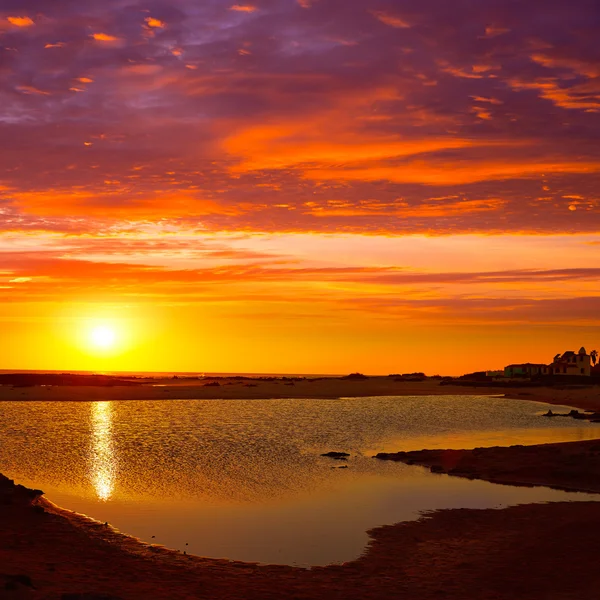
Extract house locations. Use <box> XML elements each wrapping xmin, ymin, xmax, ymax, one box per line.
<box><xmin>546</xmin><ymin>347</ymin><xmax>592</xmax><ymax>377</ymax></box>
<box><xmin>486</xmin><ymin>370</ymin><xmax>505</xmax><ymax>378</ymax></box>
<box><xmin>504</xmin><ymin>363</ymin><xmax>547</xmax><ymax>378</ymax></box>
<box><xmin>503</xmin><ymin>347</ymin><xmax>595</xmax><ymax>379</ymax></box>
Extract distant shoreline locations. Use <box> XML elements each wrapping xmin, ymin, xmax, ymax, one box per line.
<box><xmin>1</xmin><ymin>375</ymin><xmax>600</xmax><ymax>414</ymax></box>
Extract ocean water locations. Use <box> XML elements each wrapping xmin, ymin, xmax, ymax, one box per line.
<box><xmin>0</xmin><ymin>395</ymin><xmax>598</xmax><ymax>566</ymax></box>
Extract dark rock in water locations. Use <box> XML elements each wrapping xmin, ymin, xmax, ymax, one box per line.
<box><xmin>543</xmin><ymin>410</ymin><xmax>555</xmax><ymax>417</ymax></box>
<box><xmin>203</xmin><ymin>381</ymin><xmax>220</xmax><ymax>387</ymax></box>
<box><xmin>321</xmin><ymin>451</ymin><xmax>350</xmax><ymax>459</ymax></box>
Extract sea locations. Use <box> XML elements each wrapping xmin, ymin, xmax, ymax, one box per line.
<box><xmin>1</xmin><ymin>394</ymin><xmax>599</xmax><ymax>566</ymax></box>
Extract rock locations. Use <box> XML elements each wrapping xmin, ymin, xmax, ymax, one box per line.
<box><xmin>321</xmin><ymin>452</ymin><xmax>350</xmax><ymax>459</ymax></box>
<box><xmin>430</xmin><ymin>465</ymin><xmax>445</xmax><ymax>474</ymax></box>
<box><xmin>543</xmin><ymin>410</ymin><xmax>555</xmax><ymax>417</ymax></box>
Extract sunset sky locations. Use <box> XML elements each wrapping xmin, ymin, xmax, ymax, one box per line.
<box><xmin>1</xmin><ymin>0</ymin><xmax>599</xmax><ymax>375</ymax></box>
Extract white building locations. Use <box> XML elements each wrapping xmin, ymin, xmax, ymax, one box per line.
<box><xmin>544</xmin><ymin>347</ymin><xmax>591</xmax><ymax>377</ymax></box>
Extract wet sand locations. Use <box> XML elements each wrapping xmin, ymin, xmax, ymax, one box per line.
<box><xmin>376</xmin><ymin>438</ymin><xmax>600</xmax><ymax>494</ymax></box>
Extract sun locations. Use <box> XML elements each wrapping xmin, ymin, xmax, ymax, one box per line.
<box><xmin>90</xmin><ymin>325</ymin><xmax>117</xmax><ymax>349</ymax></box>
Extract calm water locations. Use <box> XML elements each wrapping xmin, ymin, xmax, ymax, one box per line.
<box><xmin>1</xmin><ymin>395</ymin><xmax>599</xmax><ymax>566</ymax></box>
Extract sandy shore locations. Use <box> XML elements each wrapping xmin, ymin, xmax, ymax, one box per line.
<box><xmin>376</xmin><ymin>438</ymin><xmax>600</xmax><ymax>493</ymax></box>
<box><xmin>2</xmin><ymin>376</ymin><xmax>600</xmax><ymax>411</ymax></box>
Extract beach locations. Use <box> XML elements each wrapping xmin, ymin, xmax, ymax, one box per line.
<box><xmin>3</xmin><ymin>381</ymin><xmax>600</xmax><ymax>599</ymax></box>
<box><xmin>1</xmin><ymin>375</ymin><xmax>600</xmax><ymax>410</ymax></box>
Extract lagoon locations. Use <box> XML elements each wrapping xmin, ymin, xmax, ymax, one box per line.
<box><xmin>1</xmin><ymin>395</ymin><xmax>599</xmax><ymax>566</ymax></box>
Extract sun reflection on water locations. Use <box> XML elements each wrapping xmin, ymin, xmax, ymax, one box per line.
<box><xmin>90</xmin><ymin>401</ymin><xmax>115</xmax><ymax>501</ymax></box>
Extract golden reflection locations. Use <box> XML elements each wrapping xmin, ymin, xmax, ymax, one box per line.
<box><xmin>90</xmin><ymin>402</ymin><xmax>116</xmax><ymax>501</ymax></box>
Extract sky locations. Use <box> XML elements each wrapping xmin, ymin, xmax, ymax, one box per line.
<box><xmin>1</xmin><ymin>0</ymin><xmax>599</xmax><ymax>375</ymax></box>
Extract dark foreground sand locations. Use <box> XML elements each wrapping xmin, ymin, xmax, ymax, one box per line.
<box><xmin>3</xmin><ymin>434</ymin><xmax>600</xmax><ymax>600</ymax></box>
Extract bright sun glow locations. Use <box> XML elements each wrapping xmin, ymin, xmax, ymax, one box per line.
<box><xmin>90</xmin><ymin>325</ymin><xmax>117</xmax><ymax>349</ymax></box>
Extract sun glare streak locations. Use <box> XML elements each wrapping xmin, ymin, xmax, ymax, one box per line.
<box><xmin>90</xmin><ymin>402</ymin><xmax>116</xmax><ymax>501</ymax></box>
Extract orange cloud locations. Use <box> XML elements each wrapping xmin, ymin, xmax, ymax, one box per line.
<box><xmin>484</xmin><ymin>25</ymin><xmax>509</xmax><ymax>38</ymax></box>
<box><xmin>305</xmin><ymin>159</ymin><xmax>600</xmax><ymax>185</ymax></box>
<box><xmin>509</xmin><ymin>77</ymin><xmax>600</xmax><ymax>111</ymax></box>
<box><xmin>145</xmin><ymin>16</ymin><xmax>165</xmax><ymax>28</ymax></box>
<box><xmin>16</xmin><ymin>85</ymin><xmax>50</xmax><ymax>96</ymax></box>
<box><xmin>371</xmin><ymin>11</ymin><xmax>411</xmax><ymax>28</ymax></box>
<box><xmin>230</xmin><ymin>5</ymin><xmax>256</xmax><ymax>12</ymax></box>
<box><xmin>225</xmin><ymin>129</ymin><xmax>487</xmax><ymax>172</ymax></box>
<box><xmin>91</xmin><ymin>32</ymin><xmax>119</xmax><ymax>42</ymax></box>
<box><xmin>7</xmin><ymin>16</ymin><xmax>34</xmax><ymax>27</ymax></box>
<box><xmin>471</xmin><ymin>96</ymin><xmax>503</xmax><ymax>105</ymax></box>
<box><xmin>438</xmin><ymin>62</ymin><xmax>487</xmax><ymax>79</ymax></box>
<box><xmin>530</xmin><ymin>53</ymin><xmax>600</xmax><ymax>78</ymax></box>
<box><xmin>306</xmin><ymin>198</ymin><xmax>505</xmax><ymax>217</ymax></box>
<box><xmin>11</xmin><ymin>189</ymin><xmax>243</xmax><ymax>218</ymax></box>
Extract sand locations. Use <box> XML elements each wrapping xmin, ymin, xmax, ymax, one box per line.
<box><xmin>376</xmin><ymin>438</ymin><xmax>600</xmax><ymax>493</ymax></box>
<box><xmin>3</xmin><ymin>380</ymin><xmax>600</xmax><ymax>599</ymax></box>
<box><xmin>1</xmin><ymin>376</ymin><xmax>600</xmax><ymax>410</ymax></box>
